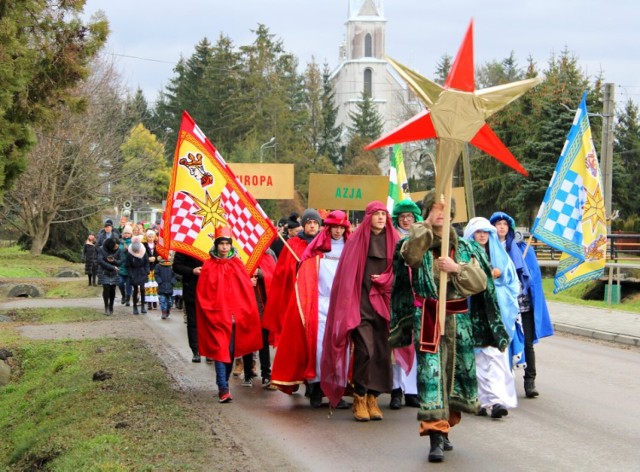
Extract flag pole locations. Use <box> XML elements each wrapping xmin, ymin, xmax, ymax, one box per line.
<box><xmin>279</xmin><ymin>232</ymin><xmax>300</xmax><ymax>262</ymax></box>
<box><xmin>521</xmin><ymin>234</ymin><xmax>534</xmax><ymax>259</ymax></box>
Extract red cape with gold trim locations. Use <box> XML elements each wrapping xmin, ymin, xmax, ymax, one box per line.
<box><xmin>261</xmin><ymin>237</ymin><xmax>308</xmax><ymax>346</ymax></box>
<box><xmin>270</xmin><ymin>254</ymin><xmax>321</xmax><ymax>393</ymax></box>
<box><xmin>195</xmin><ymin>254</ymin><xmax>262</xmax><ymax>362</ymax></box>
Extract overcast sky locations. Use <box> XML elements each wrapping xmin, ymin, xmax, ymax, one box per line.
<box><xmin>83</xmin><ymin>0</ymin><xmax>639</xmax><ymax>108</ymax></box>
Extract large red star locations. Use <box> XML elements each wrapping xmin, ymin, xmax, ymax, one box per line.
<box><xmin>365</xmin><ymin>20</ymin><xmax>541</xmax><ymax>189</ymax></box>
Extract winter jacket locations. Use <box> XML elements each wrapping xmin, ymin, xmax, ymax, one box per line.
<box><xmin>154</xmin><ymin>264</ymin><xmax>176</xmax><ymax>295</ymax></box>
<box><xmin>97</xmin><ymin>239</ymin><xmax>121</xmax><ymax>285</ymax></box>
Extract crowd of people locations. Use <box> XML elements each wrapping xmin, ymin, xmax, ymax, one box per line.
<box><xmin>83</xmin><ymin>196</ymin><xmax>553</xmax><ymax>464</ymax></box>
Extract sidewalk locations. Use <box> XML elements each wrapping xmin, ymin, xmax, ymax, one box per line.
<box><xmin>548</xmin><ymin>301</ymin><xmax>640</xmax><ymax>347</ymax></box>
<box><xmin>1</xmin><ymin>297</ymin><xmax>639</xmax><ymax>347</ymax></box>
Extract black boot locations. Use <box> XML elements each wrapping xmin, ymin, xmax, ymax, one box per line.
<box><xmin>443</xmin><ymin>434</ymin><xmax>453</xmax><ymax>451</ymax></box>
<box><xmin>524</xmin><ymin>379</ymin><xmax>539</xmax><ymax>398</ymax></box>
<box><xmin>104</xmin><ymin>303</ymin><xmax>110</xmax><ymax>316</ymax></box>
<box><xmin>404</xmin><ymin>393</ymin><xmax>421</xmax><ymax>408</ymax></box>
<box><xmin>133</xmin><ymin>304</ymin><xmax>139</xmax><ymax>315</ymax></box>
<box><xmin>309</xmin><ymin>382</ymin><xmax>323</xmax><ymax>408</ymax></box>
<box><xmin>125</xmin><ymin>295</ymin><xmax>130</xmax><ymax>307</ymax></box>
<box><xmin>389</xmin><ymin>388</ymin><xmax>403</xmax><ymax>410</ymax></box>
<box><xmin>428</xmin><ymin>432</ymin><xmax>445</xmax><ymax>462</ymax></box>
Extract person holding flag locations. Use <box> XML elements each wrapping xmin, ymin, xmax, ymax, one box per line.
<box><xmin>489</xmin><ymin>212</ymin><xmax>554</xmax><ymax>398</ymax></box>
<box><xmin>157</xmin><ymin>111</ymin><xmax>277</xmax><ymax>363</ymax></box>
<box><xmin>195</xmin><ymin>226</ymin><xmax>263</xmax><ymax>403</ymax></box>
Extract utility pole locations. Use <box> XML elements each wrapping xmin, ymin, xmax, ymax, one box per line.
<box><xmin>600</xmin><ymin>83</ymin><xmax>615</xmax><ymax>234</ymax></box>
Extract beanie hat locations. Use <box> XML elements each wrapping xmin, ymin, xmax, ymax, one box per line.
<box><xmin>392</xmin><ymin>199</ymin><xmax>423</xmax><ymax>226</ymax></box>
<box><xmin>301</xmin><ymin>208</ymin><xmax>322</xmax><ymax>227</ymax></box>
<box><xmin>104</xmin><ymin>219</ymin><xmax>114</xmax><ymax>227</ymax></box>
<box><xmin>421</xmin><ymin>190</ymin><xmax>456</xmax><ymax>220</ymax></box>
<box><xmin>287</xmin><ymin>214</ymin><xmax>301</xmax><ymax>230</ymax></box>
<box><xmin>122</xmin><ymin>225</ymin><xmax>133</xmax><ymax>235</ymax></box>
<box><xmin>146</xmin><ymin>229</ymin><xmax>156</xmax><ymax>238</ymax></box>
<box><xmin>128</xmin><ymin>235</ymin><xmax>146</xmax><ymax>258</ymax></box>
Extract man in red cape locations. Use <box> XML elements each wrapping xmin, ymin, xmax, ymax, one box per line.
<box><xmin>261</xmin><ymin>209</ymin><xmax>322</xmax><ymax>345</ymax></box>
<box><xmin>321</xmin><ymin>201</ymin><xmax>399</xmax><ymax>421</ymax></box>
<box><xmin>196</xmin><ymin>226</ymin><xmax>263</xmax><ymax>403</ymax></box>
<box><xmin>270</xmin><ymin>210</ymin><xmax>351</xmax><ymax>408</ymax></box>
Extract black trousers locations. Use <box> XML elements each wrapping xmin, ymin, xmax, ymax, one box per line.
<box><xmin>521</xmin><ymin>309</ymin><xmax>536</xmax><ymax>380</ymax></box>
<box><xmin>184</xmin><ymin>300</ymin><xmax>198</xmax><ymax>355</ymax></box>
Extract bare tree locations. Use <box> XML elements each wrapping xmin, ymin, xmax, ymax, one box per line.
<box><xmin>3</xmin><ymin>56</ymin><xmax>132</xmax><ymax>255</ymax></box>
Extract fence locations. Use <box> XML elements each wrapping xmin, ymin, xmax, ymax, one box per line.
<box><xmin>524</xmin><ymin>233</ymin><xmax>640</xmax><ymax>265</ymax></box>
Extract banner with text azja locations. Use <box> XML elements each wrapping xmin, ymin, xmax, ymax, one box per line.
<box><xmin>228</xmin><ymin>163</ymin><xmax>294</xmax><ymax>199</ymax></box>
<box><xmin>308</xmin><ymin>174</ymin><xmax>388</xmax><ymax>210</ymax></box>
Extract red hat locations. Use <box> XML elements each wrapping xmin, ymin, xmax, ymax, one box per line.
<box><xmin>214</xmin><ymin>225</ymin><xmax>233</xmax><ymax>244</ymax></box>
<box><xmin>323</xmin><ymin>210</ymin><xmax>351</xmax><ymax>229</ymax></box>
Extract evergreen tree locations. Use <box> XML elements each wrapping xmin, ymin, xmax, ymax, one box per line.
<box><xmin>433</xmin><ymin>54</ymin><xmax>452</xmax><ymax>85</ymax></box>
<box><xmin>318</xmin><ymin>63</ymin><xmax>343</xmax><ymax>168</ymax></box>
<box><xmin>0</xmin><ymin>2</ymin><xmax>108</xmax><ymax>204</ymax></box>
<box><xmin>613</xmin><ymin>99</ymin><xmax>640</xmax><ymax>219</ymax></box>
<box><xmin>347</xmin><ymin>92</ymin><xmax>384</xmax><ymax>142</ymax></box>
<box><xmin>303</xmin><ymin>59</ymin><xmax>323</xmax><ymax>160</ymax></box>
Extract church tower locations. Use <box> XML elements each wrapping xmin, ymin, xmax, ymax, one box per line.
<box><xmin>330</xmin><ymin>0</ymin><xmax>408</xmax><ymax>141</ymax></box>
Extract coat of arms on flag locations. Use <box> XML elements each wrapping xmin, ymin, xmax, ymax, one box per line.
<box><xmin>531</xmin><ymin>92</ymin><xmax>607</xmax><ymax>293</ymax></box>
<box><xmin>158</xmin><ymin>111</ymin><xmax>276</xmax><ymax>274</ymax></box>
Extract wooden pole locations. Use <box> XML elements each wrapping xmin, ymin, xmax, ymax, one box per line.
<box><xmin>438</xmin><ymin>179</ymin><xmax>453</xmax><ymax>335</ymax></box>
<box><xmin>521</xmin><ymin>234</ymin><xmax>535</xmax><ymax>259</ymax></box>
<box><xmin>279</xmin><ymin>231</ymin><xmax>300</xmax><ymax>262</ymax></box>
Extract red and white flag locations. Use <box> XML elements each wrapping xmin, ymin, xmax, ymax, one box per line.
<box><xmin>158</xmin><ymin>112</ymin><xmax>276</xmax><ymax>274</ymax></box>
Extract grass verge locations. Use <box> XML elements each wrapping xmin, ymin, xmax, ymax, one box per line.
<box><xmin>542</xmin><ymin>278</ymin><xmax>640</xmax><ymax>313</ymax></box>
<box><xmin>0</xmin><ymin>246</ymin><xmax>83</xmax><ymax>278</ymax></box>
<box><xmin>0</xmin><ymin>334</ymin><xmax>221</xmax><ymax>471</ymax></box>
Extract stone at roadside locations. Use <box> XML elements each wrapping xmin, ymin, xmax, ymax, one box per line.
<box><xmin>0</xmin><ymin>359</ymin><xmax>10</xmax><ymax>387</ymax></box>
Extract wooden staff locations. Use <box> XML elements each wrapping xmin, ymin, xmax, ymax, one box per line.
<box><xmin>521</xmin><ymin>234</ymin><xmax>534</xmax><ymax>259</ymax></box>
<box><xmin>437</xmin><ymin>180</ymin><xmax>453</xmax><ymax>335</ymax></box>
<box><xmin>278</xmin><ymin>231</ymin><xmax>300</xmax><ymax>262</ymax></box>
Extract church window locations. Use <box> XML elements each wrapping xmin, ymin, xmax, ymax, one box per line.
<box><xmin>364</xmin><ymin>33</ymin><xmax>373</xmax><ymax>57</ymax></box>
<box><xmin>364</xmin><ymin>68</ymin><xmax>372</xmax><ymax>97</ymax></box>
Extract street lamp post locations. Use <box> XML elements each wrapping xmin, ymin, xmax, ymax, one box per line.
<box><xmin>260</xmin><ymin>137</ymin><xmax>276</xmax><ymax>163</ymax></box>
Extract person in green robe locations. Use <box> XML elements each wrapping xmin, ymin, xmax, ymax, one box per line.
<box><xmin>390</xmin><ymin>191</ymin><xmax>509</xmax><ymax>463</ymax></box>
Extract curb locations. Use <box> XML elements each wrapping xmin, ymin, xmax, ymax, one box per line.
<box><xmin>553</xmin><ymin>322</ymin><xmax>640</xmax><ymax>347</ymax></box>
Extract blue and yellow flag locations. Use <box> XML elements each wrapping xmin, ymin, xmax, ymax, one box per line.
<box><xmin>386</xmin><ymin>144</ymin><xmax>409</xmax><ymax>212</ymax></box>
<box><xmin>531</xmin><ymin>93</ymin><xmax>607</xmax><ymax>293</ymax></box>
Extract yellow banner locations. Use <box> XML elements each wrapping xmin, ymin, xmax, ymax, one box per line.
<box><xmin>228</xmin><ymin>163</ymin><xmax>294</xmax><ymax>200</ymax></box>
<box><xmin>308</xmin><ymin>174</ymin><xmax>388</xmax><ymax>211</ymax></box>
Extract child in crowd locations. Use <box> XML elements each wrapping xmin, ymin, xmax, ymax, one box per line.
<box><xmin>155</xmin><ymin>254</ymin><xmax>176</xmax><ymax>320</ymax></box>
<box><xmin>126</xmin><ymin>235</ymin><xmax>150</xmax><ymax>315</ymax></box>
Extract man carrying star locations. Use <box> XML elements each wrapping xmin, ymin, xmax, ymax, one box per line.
<box><xmin>390</xmin><ymin>191</ymin><xmax>509</xmax><ymax>462</ymax></box>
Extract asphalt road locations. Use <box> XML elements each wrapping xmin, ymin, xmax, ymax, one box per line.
<box><xmin>7</xmin><ymin>297</ymin><xmax>640</xmax><ymax>471</ymax></box>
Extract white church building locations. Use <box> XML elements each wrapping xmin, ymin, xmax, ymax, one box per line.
<box><xmin>330</xmin><ymin>0</ymin><xmax>414</xmax><ymax>140</ymax></box>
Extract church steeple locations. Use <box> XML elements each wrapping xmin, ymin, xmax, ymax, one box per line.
<box><xmin>349</xmin><ymin>0</ymin><xmax>384</xmax><ymax>19</ymax></box>
<box><xmin>345</xmin><ymin>0</ymin><xmax>386</xmax><ymax>61</ymax></box>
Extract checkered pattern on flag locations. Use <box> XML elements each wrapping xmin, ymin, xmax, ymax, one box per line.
<box><xmin>170</xmin><ymin>192</ymin><xmax>203</xmax><ymax>245</ymax></box>
<box><xmin>221</xmin><ymin>184</ymin><xmax>266</xmax><ymax>253</ymax></box>
<box><xmin>158</xmin><ymin>111</ymin><xmax>277</xmax><ymax>274</ymax></box>
<box><xmin>532</xmin><ymin>92</ymin><xmax>607</xmax><ymax>293</ymax></box>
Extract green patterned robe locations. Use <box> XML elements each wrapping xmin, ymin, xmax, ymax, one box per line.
<box><xmin>390</xmin><ymin>226</ymin><xmax>509</xmax><ymax>422</ymax></box>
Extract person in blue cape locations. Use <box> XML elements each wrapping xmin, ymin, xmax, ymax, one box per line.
<box><xmin>489</xmin><ymin>211</ymin><xmax>554</xmax><ymax>398</ymax></box>
<box><xmin>464</xmin><ymin>217</ymin><xmax>523</xmax><ymax>419</ymax></box>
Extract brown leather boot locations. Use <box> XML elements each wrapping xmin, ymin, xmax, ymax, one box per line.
<box><xmin>352</xmin><ymin>394</ymin><xmax>370</xmax><ymax>421</ymax></box>
<box><xmin>366</xmin><ymin>393</ymin><xmax>383</xmax><ymax>420</ymax></box>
